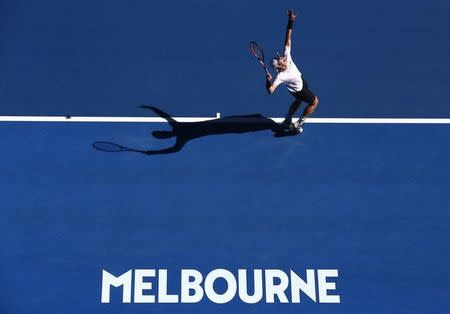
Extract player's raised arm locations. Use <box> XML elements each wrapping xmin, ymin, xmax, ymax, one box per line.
<box><xmin>284</xmin><ymin>9</ymin><xmax>297</xmax><ymax>47</ymax></box>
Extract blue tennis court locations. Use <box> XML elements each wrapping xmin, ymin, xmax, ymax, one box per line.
<box><xmin>1</xmin><ymin>0</ymin><xmax>450</xmax><ymax>313</ymax></box>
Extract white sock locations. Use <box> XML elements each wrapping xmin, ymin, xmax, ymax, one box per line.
<box><xmin>299</xmin><ymin>115</ymin><xmax>308</xmax><ymax>125</ymax></box>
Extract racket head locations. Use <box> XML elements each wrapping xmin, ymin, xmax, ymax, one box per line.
<box><xmin>249</xmin><ymin>41</ymin><xmax>265</xmax><ymax>62</ymax></box>
<box><xmin>92</xmin><ymin>141</ymin><xmax>128</xmax><ymax>152</ymax></box>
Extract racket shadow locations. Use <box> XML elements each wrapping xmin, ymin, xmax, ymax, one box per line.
<box><xmin>93</xmin><ymin>106</ymin><xmax>296</xmax><ymax>156</ymax></box>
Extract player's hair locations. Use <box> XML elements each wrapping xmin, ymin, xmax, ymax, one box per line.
<box><xmin>271</xmin><ymin>52</ymin><xmax>283</xmax><ymax>69</ymax></box>
<box><xmin>271</xmin><ymin>58</ymin><xmax>279</xmax><ymax>68</ymax></box>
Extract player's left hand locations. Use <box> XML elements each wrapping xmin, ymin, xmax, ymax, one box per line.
<box><xmin>287</xmin><ymin>9</ymin><xmax>297</xmax><ymax>21</ymax></box>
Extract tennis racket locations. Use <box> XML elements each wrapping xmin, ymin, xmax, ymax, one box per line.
<box><xmin>249</xmin><ymin>41</ymin><xmax>270</xmax><ymax>75</ymax></box>
<box><xmin>92</xmin><ymin>141</ymin><xmax>144</xmax><ymax>153</ymax></box>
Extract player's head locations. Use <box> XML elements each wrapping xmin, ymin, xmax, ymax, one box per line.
<box><xmin>152</xmin><ymin>130</ymin><xmax>175</xmax><ymax>139</ymax></box>
<box><xmin>271</xmin><ymin>52</ymin><xmax>288</xmax><ymax>72</ymax></box>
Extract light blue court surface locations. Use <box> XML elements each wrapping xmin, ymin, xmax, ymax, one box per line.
<box><xmin>1</xmin><ymin>122</ymin><xmax>449</xmax><ymax>313</ymax></box>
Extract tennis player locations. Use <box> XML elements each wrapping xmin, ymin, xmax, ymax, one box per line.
<box><xmin>265</xmin><ymin>10</ymin><xmax>319</xmax><ymax>133</ymax></box>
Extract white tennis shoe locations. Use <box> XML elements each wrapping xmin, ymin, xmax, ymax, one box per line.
<box><xmin>293</xmin><ymin>121</ymin><xmax>303</xmax><ymax>133</ymax></box>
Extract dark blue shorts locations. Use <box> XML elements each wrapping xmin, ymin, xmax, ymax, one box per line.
<box><xmin>289</xmin><ymin>79</ymin><xmax>316</xmax><ymax>104</ymax></box>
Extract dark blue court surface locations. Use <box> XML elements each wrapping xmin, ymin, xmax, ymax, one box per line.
<box><xmin>1</xmin><ymin>0</ymin><xmax>450</xmax><ymax>117</ymax></box>
<box><xmin>1</xmin><ymin>0</ymin><xmax>450</xmax><ymax>313</ymax></box>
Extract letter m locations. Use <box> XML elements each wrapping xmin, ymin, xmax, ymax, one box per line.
<box><xmin>101</xmin><ymin>270</ymin><xmax>132</xmax><ymax>303</ymax></box>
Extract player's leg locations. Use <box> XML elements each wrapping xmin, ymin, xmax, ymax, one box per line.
<box><xmin>293</xmin><ymin>79</ymin><xmax>319</xmax><ymax>132</ymax></box>
<box><xmin>297</xmin><ymin>96</ymin><xmax>319</xmax><ymax>127</ymax></box>
<box><xmin>281</xmin><ymin>98</ymin><xmax>302</xmax><ymax>129</ymax></box>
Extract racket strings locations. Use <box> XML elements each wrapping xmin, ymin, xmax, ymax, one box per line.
<box><xmin>250</xmin><ymin>41</ymin><xmax>264</xmax><ymax>62</ymax></box>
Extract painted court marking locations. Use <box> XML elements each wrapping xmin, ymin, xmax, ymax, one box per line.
<box><xmin>0</xmin><ymin>115</ymin><xmax>450</xmax><ymax>124</ymax></box>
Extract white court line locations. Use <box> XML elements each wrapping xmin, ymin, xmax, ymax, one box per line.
<box><xmin>0</xmin><ymin>116</ymin><xmax>450</xmax><ymax>124</ymax></box>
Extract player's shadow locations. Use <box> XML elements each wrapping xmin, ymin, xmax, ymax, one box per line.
<box><xmin>135</xmin><ymin>106</ymin><xmax>295</xmax><ymax>155</ymax></box>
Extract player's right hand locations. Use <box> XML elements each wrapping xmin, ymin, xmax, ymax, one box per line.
<box><xmin>266</xmin><ymin>73</ymin><xmax>272</xmax><ymax>81</ymax></box>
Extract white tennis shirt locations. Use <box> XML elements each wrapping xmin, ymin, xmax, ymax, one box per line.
<box><xmin>272</xmin><ymin>46</ymin><xmax>303</xmax><ymax>93</ymax></box>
